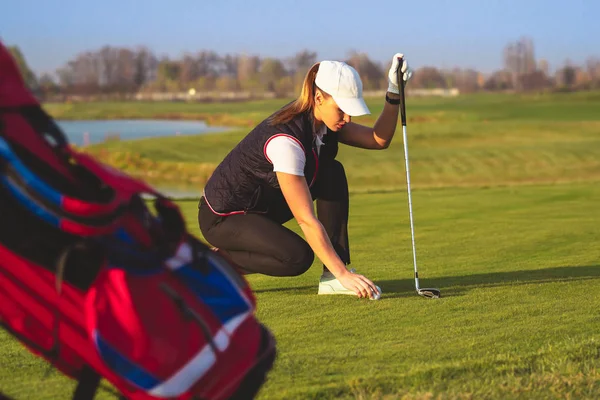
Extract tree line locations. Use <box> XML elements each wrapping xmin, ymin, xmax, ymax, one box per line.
<box><xmin>7</xmin><ymin>37</ymin><xmax>600</xmax><ymax>100</ymax></box>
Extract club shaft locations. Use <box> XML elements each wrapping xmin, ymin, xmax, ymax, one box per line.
<box><xmin>397</xmin><ymin>58</ymin><xmax>422</xmax><ymax>292</ymax></box>
<box><xmin>401</xmin><ymin>125</ymin><xmax>420</xmax><ymax>291</ymax></box>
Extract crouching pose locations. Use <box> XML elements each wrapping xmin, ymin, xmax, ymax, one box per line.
<box><xmin>199</xmin><ymin>53</ymin><xmax>412</xmax><ymax>299</ymax></box>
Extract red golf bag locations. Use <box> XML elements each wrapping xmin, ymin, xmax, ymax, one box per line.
<box><xmin>0</xmin><ymin>41</ymin><xmax>276</xmax><ymax>400</ymax></box>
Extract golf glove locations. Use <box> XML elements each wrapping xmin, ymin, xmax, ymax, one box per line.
<box><xmin>387</xmin><ymin>53</ymin><xmax>413</xmax><ymax>94</ymax></box>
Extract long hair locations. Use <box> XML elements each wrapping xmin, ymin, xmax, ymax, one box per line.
<box><xmin>268</xmin><ymin>62</ymin><xmax>330</xmax><ymax>126</ymax></box>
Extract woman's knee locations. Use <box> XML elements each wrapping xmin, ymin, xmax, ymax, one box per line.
<box><xmin>282</xmin><ymin>241</ymin><xmax>314</xmax><ymax>276</ymax></box>
<box><xmin>197</xmin><ymin>207</ymin><xmax>218</xmax><ymax>247</ymax></box>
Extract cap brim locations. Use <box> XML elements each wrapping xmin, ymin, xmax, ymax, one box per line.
<box><xmin>333</xmin><ymin>96</ymin><xmax>371</xmax><ymax>117</ymax></box>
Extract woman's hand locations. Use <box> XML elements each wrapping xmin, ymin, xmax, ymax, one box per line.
<box><xmin>277</xmin><ymin>172</ymin><xmax>380</xmax><ymax>300</ymax></box>
<box><xmin>387</xmin><ymin>53</ymin><xmax>413</xmax><ymax>94</ymax></box>
<box><xmin>336</xmin><ymin>269</ymin><xmax>381</xmax><ymax>299</ymax></box>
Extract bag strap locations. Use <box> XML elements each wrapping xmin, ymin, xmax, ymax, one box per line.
<box><xmin>72</xmin><ymin>366</ymin><xmax>101</xmax><ymax>400</ymax></box>
<box><xmin>0</xmin><ymin>106</ymin><xmax>74</xmax><ymax>178</ymax></box>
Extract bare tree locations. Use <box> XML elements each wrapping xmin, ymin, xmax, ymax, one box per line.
<box><xmin>133</xmin><ymin>46</ymin><xmax>158</xmax><ymax>89</ymax></box>
<box><xmin>56</xmin><ymin>66</ymin><xmax>74</xmax><ymax>92</ymax></box>
<box><xmin>37</xmin><ymin>73</ymin><xmax>59</xmax><ymax>99</ymax></box>
<box><xmin>287</xmin><ymin>50</ymin><xmax>317</xmax><ymax>91</ymax></box>
<box><xmin>237</xmin><ymin>54</ymin><xmax>261</xmax><ymax>91</ymax></box>
<box><xmin>345</xmin><ymin>51</ymin><xmax>383</xmax><ymax>90</ymax></box>
<box><xmin>483</xmin><ymin>70</ymin><xmax>513</xmax><ymax>91</ymax></box>
<box><xmin>7</xmin><ymin>45</ymin><xmax>38</xmax><ymax>89</ymax></box>
<box><xmin>260</xmin><ymin>58</ymin><xmax>287</xmax><ymax>93</ymax></box>
<box><xmin>287</xmin><ymin>50</ymin><xmax>317</xmax><ymax>74</ymax></box>
<box><xmin>215</xmin><ymin>75</ymin><xmax>239</xmax><ymax>91</ymax></box>
<box><xmin>116</xmin><ymin>48</ymin><xmax>137</xmax><ymax>94</ymax></box>
<box><xmin>586</xmin><ymin>57</ymin><xmax>600</xmax><ymax>88</ymax></box>
<box><xmin>44</xmin><ymin>41</ymin><xmax>599</xmax><ymax>96</ymax></box>
<box><xmin>180</xmin><ymin>54</ymin><xmax>198</xmax><ymax>86</ymax></box>
<box><xmin>519</xmin><ymin>71</ymin><xmax>549</xmax><ymax>91</ymax></box>
<box><xmin>503</xmin><ymin>37</ymin><xmax>536</xmax><ymax>90</ymax></box>
<box><xmin>64</xmin><ymin>51</ymin><xmax>102</xmax><ymax>94</ymax></box>
<box><xmin>157</xmin><ymin>59</ymin><xmax>181</xmax><ymax>82</ymax></box>
<box><xmin>221</xmin><ymin>54</ymin><xmax>239</xmax><ymax>78</ymax></box>
<box><xmin>556</xmin><ymin>60</ymin><xmax>577</xmax><ymax>88</ymax></box>
<box><xmin>443</xmin><ymin>68</ymin><xmax>481</xmax><ymax>93</ymax></box>
<box><xmin>411</xmin><ymin>67</ymin><xmax>447</xmax><ymax>89</ymax></box>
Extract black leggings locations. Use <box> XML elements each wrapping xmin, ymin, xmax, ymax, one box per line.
<box><xmin>198</xmin><ymin>160</ymin><xmax>350</xmax><ymax>276</ymax></box>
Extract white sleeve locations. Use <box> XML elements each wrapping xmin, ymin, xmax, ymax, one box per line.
<box><xmin>264</xmin><ymin>135</ymin><xmax>306</xmax><ymax>176</ymax></box>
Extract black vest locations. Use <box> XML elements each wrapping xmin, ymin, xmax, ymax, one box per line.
<box><xmin>202</xmin><ymin>109</ymin><xmax>338</xmax><ymax>215</ymax></box>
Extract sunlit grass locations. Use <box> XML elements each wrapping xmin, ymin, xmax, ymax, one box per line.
<box><xmin>1</xmin><ymin>91</ymin><xmax>599</xmax><ymax>399</ymax></box>
<box><xmin>2</xmin><ymin>183</ymin><xmax>599</xmax><ymax>399</ymax></box>
<box><xmin>69</xmin><ymin>92</ymin><xmax>600</xmax><ymax>192</ymax></box>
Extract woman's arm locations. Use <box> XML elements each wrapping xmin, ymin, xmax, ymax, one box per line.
<box><xmin>276</xmin><ymin>171</ymin><xmax>379</xmax><ymax>299</ymax></box>
<box><xmin>337</xmin><ymin>96</ymin><xmax>401</xmax><ymax>150</ymax></box>
<box><xmin>338</xmin><ymin>53</ymin><xmax>411</xmax><ymax>150</ymax></box>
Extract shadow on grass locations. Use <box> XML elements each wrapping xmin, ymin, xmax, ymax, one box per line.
<box><xmin>378</xmin><ymin>264</ymin><xmax>600</xmax><ymax>299</ymax></box>
<box><xmin>254</xmin><ymin>265</ymin><xmax>600</xmax><ymax>298</ymax></box>
<box><xmin>253</xmin><ymin>285</ymin><xmax>316</xmax><ymax>294</ymax></box>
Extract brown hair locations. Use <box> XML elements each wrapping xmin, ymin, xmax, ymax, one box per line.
<box><xmin>268</xmin><ymin>62</ymin><xmax>330</xmax><ymax>126</ymax></box>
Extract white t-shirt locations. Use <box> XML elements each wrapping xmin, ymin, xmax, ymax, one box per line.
<box><xmin>264</xmin><ymin>125</ymin><xmax>327</xmax><ymax>176</ymax></box>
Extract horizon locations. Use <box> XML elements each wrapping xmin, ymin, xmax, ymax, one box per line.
<box><xmin>1</xmin><ymin>0</ymin><xmax>598</xmax><ymax>76</ymax></box>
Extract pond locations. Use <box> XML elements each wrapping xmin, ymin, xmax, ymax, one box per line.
<box><xmin>54</xmin><ymin>119</ymin><xmax>229</xmax><ymax>198</ymax></box>
<box><xmin>56</xmin><ymin>119</ymin><xmax>228</xmax><ymax>146</ymax></box>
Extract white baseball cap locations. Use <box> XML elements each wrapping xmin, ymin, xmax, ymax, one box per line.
<box><xmin>315</xmin><ymin>61</ymin><xmax>371</xmax><ymax>117</ymax></box>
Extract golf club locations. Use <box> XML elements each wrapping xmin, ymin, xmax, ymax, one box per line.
<box><xmin>397</xmin><ymin>58</ymin><xmax>441</xmax><ymax>299</ymax></box>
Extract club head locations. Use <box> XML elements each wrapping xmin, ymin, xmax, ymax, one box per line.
<box><xmin>417</xmin><ymin>288</ymin><xmax>441</xmax><ymax>299</ymax></box>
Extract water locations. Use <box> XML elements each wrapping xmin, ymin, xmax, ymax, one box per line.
<box><xmin>148</xmin><ymin>184</ymin><xmax>203</xmax><ymax>200</ymax></box>
<box><xmin>54</xmin><ymin>119</ymin><xmax>228</xmax><ymax>198</ymax></box>
<box><xmin>56</xmin><ymin>119</ymin><xmax>227</xmax><ymax>146</ymax></box>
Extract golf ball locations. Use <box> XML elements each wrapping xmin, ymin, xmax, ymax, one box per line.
<box><xmin>371</xmin><ymin>285</ymin><xmax>382</xmax><ymax>301</ymax></box>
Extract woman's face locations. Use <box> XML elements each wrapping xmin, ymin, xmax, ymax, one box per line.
<box><xmin>314</xmin><ymin>91</ymin><xmax>351</xmax><ymax>132</ymax></box>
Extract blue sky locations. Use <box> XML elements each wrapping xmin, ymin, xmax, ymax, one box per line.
<box><xmin>1</xmin><ymin>0</ymin><xmax>598</xmax><ymax>75</ymax></box>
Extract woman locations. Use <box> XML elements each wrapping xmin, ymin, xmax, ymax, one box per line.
<box><xmin>198</xmin><ymin>53</ymin><xmax>412</xmax><ymax>300</ymax></box>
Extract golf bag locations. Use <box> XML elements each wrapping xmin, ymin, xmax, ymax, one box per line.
<box><xmin>0</xmin><ymin>41</ymin><xmax>276</xmax><ymax>400</ymax></box>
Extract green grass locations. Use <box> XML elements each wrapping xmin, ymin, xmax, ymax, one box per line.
<box><xmin>2</xmin><ymin>184</ymin><xmax>599</xmax><ymax>399</ymax></box>
<box><xmin>43</xmin><ymin>99</ymin><xmax>289</xmax><ymax>128</ymax></box>
<box><xmin>2</xmin><ymin>91</ymin><xmax>600</xmax><ymax>399</ymax></box>
<box><xmin>74</xmin><ymin>91</ymin><xmax>600</xmax><ymax>192</ymax></box>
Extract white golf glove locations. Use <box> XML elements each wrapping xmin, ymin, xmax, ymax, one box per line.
<box><xmin>387</xmin><ymin>53</ymin><xmax>413</xmax><ymax>94</ymax></box>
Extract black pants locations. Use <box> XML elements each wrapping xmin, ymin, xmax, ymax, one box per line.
<box><xmin>198</xmin><ymin>160</ymin><xmax>350</xmax><ymax>276</ymax></box>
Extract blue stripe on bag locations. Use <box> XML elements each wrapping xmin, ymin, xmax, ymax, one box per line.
<box><xmin>0</xmin><ymin>137</ymin><xmax>62</xmax><ymax>206</ymax></box>
<box><xmin>172</xmin><ymin>262</ymin><xmax>250</xmax><ymax>325</ymax></box>
<box><xmin>114</xmin><ymin>227</ymin><xmax>136</xmax><ymax>244</ymax></box>
<box><xmin>101</xmin><ymin>239</ymin><xmax>163</xmax><ymax>273</ymax></box>
<box><xmin>94</xmin><ymin>332</ymin><xmax>161</xmax><ymax>390</ymax></box>
<box><xmin>0</xmin><ymin>175</ymin><xmax>61</xmax><ymax>228</ymax></box>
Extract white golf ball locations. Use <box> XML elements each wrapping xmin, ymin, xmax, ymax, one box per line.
<box><xmin>371</xmin><ymin>285</ymin><xmax>382</xmax><ymax>301</ymax></box>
